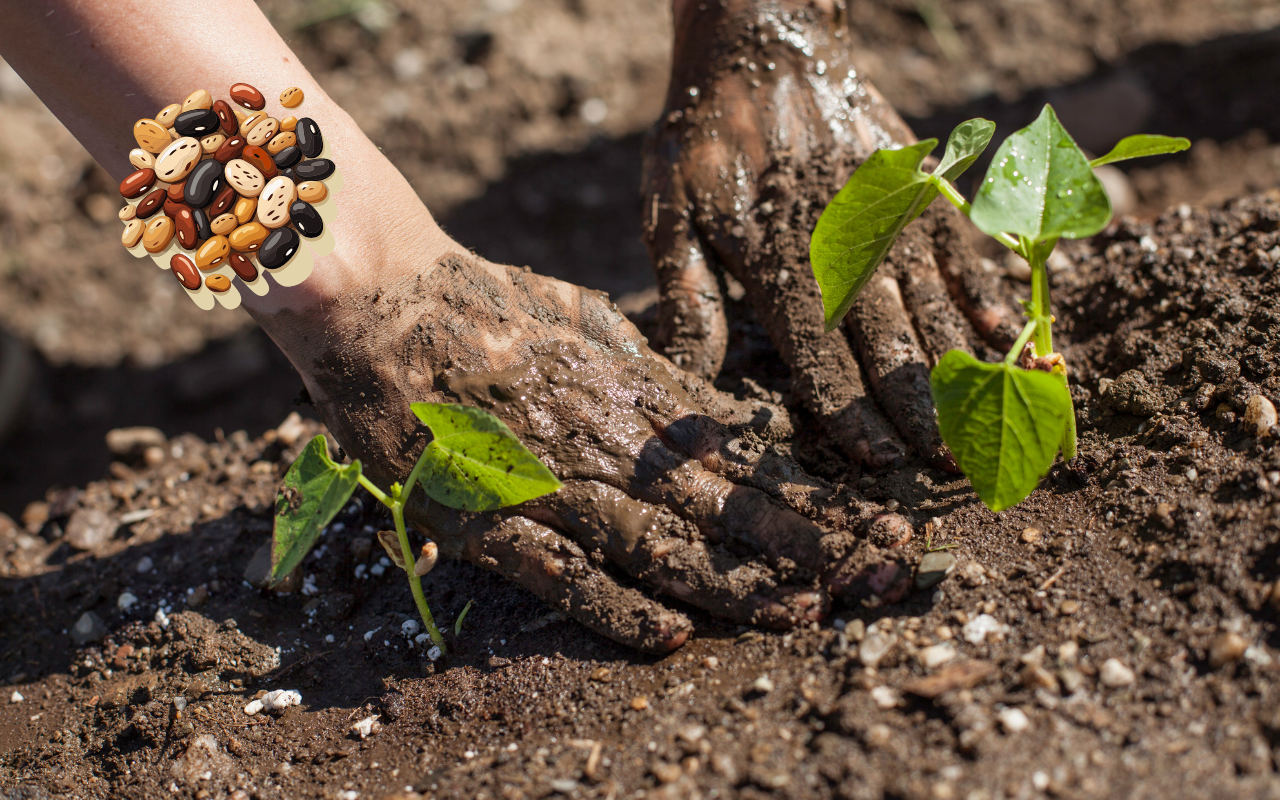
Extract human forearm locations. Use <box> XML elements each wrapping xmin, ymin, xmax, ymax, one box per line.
<box><xmin>0</xmin><ymin>0</ymin><xmax>461</xmax><ymax>318</ymax></box>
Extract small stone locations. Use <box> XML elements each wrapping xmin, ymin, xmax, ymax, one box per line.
<box><xmin>1059</xmin><ymin>600</ymin><xmax>1080</xmax><ymax>616</ymax></box>
<box><xmin>105</xmin><ymin>426</ymin><xmax>166</xmax><ymax>458</ymax></box>
<box><xmin>260</xmin><ymin>689</ymin><xmax>302</xmax><ymax>712</ymax></box>
<box><xmin>65</xmin><ymin>508</ymin><xmax>116</xmax><ymax>551</ymax></box>
<box><xmin>630</xmin><ymin>696</ymin><xmax>649</xmax><ymax>711</ymax></box>
<box><xmin>677</xmin><ymin>724</ymin><xmax>706</xmax><ymax>745</ymax></box>
<box><xmin>846</xmin><ymin>619</ymin><xmax>866</xmax><ymax>642</ymax></box>
<box><xmin>117</xmin><ymin>592</ymin><xmax>138</xmax><ymax>611</ymax></box>
<box><xmin>998</xmin><ymin>707</ymin><xmax>1030</xmax><ymax>733</ymax></box>
<box><xmin>651</xmin><ymin>761</ymin><xmax>682</xmax><ymax>784</ymax></box>
<box><xmin>186</xmin><ymin>585</ymin><xmax>209</xmax><ymax>608</ymax></box>
<box><xmin>870</xmin><ymin>685</ymin><xmax>901</xmax><ymax>709</ymax></box>
<box><xmin>1020</xmin><ymin>527</ymin><xmax>1041</xmax><ymax>544</ymax></box>
<box><xmin>962</xmin><ymin>614</ymin><xmax>1007</xmax><ymax>644</ymax></box>
<box><xmin>751</xmin><ymin>675</ymin><xmax>774</xmax><ymax>694</ymax></box>
<box><xmin>701</xmin><ymin>656</ymin><xmax>719</xmax><ymax>670</ymax></box>
<box><xmin>275</xmin><ymin>412</ymin><xmax>307</xmax><ymax>446</ymax></box>
<box><xmin>401</xmin><ymin>619</ymin><xmax>420</xmax><ymax>638</ymax></box>
<box><xmin>10</xmin><ymin>691</ymin><xmax>23</xmax><ymax>703</ymax></box>
<box><xmin>70</xmin><ymin>611</ymin><xmax>108</xmax><ymax>644</ymax></box>
<box><xmin>243</xmin><ymin>699</ymin><xmax>264</xmax><ymax>715</ymax></box>
<box><xmin>918</xmin><ymin>643</ymin><xmax>956</xmax><ymax>669</ymax></box>
<box><xmin>1243</xmin><ymin>395</ymin><xmax>1277</xmax><ymax>437</ymax></box>
<box><xmin>136</xmin><ymin>556</ymin><xmax>154</xmax><ymax>573</ymax></box>
<box><xmin>1099</xmin><ymin>658</ymin><xmax>1135</xmax><ymax>688</ymax></box>
<box><xmin>589</xmin><ymin>667</ymin><xmax>611</xmax><ymax>682</ymax></box>
<box><xmin>550</xmin><ymin>778</ymin><xmax>580</xmax><ymax>793</ymax></box>
<box><xmin>426</xmin><ymin>646</ymin><xmax>442</xmax><ymax>661</ymax></box>
<box><xmin>350</xmin><ymin>714</ymin><xmax>382</xmax><ymax>739</ymax></box>
<box><xmin>858</xmin><ymin>631</ymin><xmax>896</xmax><ymax>669</ymax></box>
<box><xmin>917</xmin><ymin>551</ymin><xmax>957</xmax><ymax>589</ymax></box>
<box><xmin>243</xmin><ymin>543</ymin><xmax>272</xmax><ymax>588</ymax></box>
<box><xmin>1020</xmin><ymin>663</ymin><xmax>1058</xmax><ymax>691</ymax></box>
<box><xmin>1208</xmin><ymin>632</ymin><xmax>1248</xmax><ymax>669</ymax></box>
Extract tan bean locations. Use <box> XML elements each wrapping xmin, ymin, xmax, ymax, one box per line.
<box><xmin>142</xmin><ymin>215</ymin><xmax>174</xmax><ymax>253</ymax></box>
<box><xmin>279</xmin><ymin>87</ymin><xmax>304</xmax><ymax>108</ymax></box>
<box><xmin>225</xmin><ymin>159</ymin><xmax>266</xmax><ymax>198</ymax></box>
<box><xmin>266</xmin><ymin>131</ymin><xmax>297</xmax><ymax>155</ymax></box>
<box><xmin>245</xmin><ymin>117</ymin><xmax>279</xmax><ymax>147</ymax></box>
<box><xmin>119</xmin><ymin>204</ymin><xmax>136</xmax><ymax>222</ymax></box>
<box><xmin>238</xmin><ymin>111</ymin><xmax>268</xmax><ymax>136</ymax></box>
<box><xmin>154</xmin><ymin>138</ymin><xmax>202</xmax><ymax>183</ymax></box>
<box><xmin>200</xmin><ymin>133</ymin><xmax>227</xmax><ymax>154</ymax></box>
<box><xmin>129</xmin><ymin>148</ymin><xmax>156</xmax><ymax>170</ymax></box>
<box><xmin>228</xmin><ymin>221</ymin><xmax>269</xmax><ymax>252</ymax></box>
<box><xmin>195</xmin><ymin>235</ymin><xmax>231</xmax><ymax>270</ymax></box>
<box><xmin>181</xmin><ymin>89</ymin><xmax>212</xmax><ymax>112</ymax></box>
<box><xmin>155</xmin><ymin>103</ymin><xmax>182</xmax><ymax>128</ymax></box>
<box><xmin>210</xmin><ymin>213</ymin><xmax>238</xmax><ymax>236</ymax></box>
<box><xmin>122</xmin><ymin>218</ymin><xmax>145</xmax><ymax>248</ymax></box>
<box><xmin>296</xmin><ymin>180</ymin><xmax>327</xmax><ymax>204</ymax></box>
<box><xmin>280</xmin><ymin>116</ymin><xmax>298</xmax><ymax>132</ymax></box>
<box><xmin>133</xmin><ymin>119</ymin><xmax>170</xmax><ymax>154</ymax></box>
<box><xmin>255</xmin><ymin>176</ymin><xmax>296</xmax><ymax>229</ymax></box>
<box><xmin>205</xmin><ymin>273</ymin><xmax>232</xmax><ymax>292</ymax></box>
<box><xmin>233</xmin><ymin>195</ymin><xmax>257</xmax><ymax>225</ymax></box>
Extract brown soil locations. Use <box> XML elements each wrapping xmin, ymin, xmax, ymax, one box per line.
<box><xmin>4</xmin><ymin>1</ymin><xmax>1280</xmax><ymax>798</ymax></box>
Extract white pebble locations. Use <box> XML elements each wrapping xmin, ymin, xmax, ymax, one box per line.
<box><xmin>261</xmin><ymin>689</ymin><xmax>302</xmax><ymax>711</ymax></box>
<box><xmin>370</xmin><ymin>563</ymin><xmax>386</xmax><ymax>577</ymax></box>
<box><xmin>962</xmin><ymin>614</ymin><xmax>1007</xmax><ymax>644</ymax></box>
<box><xmin>154</xmin><ymin>609</ymin><xmax>169</xmax><ymax>628</ymax></box>
<box><xmin>427</xmin><ymin>645</ymin><xmax>442</xmax><ymax>661</ymax></box>
<box><xmin>998</xmin><ymin>707</ymin><xmax>1030</xmax><ymax>733</ymax></box>
<box><xmin>401</xmin><ymin>619</ymin><xmax>420</xmax><ymax>637</ymax></box>
<box><xmin>325</xmin><ymin>634</ymin><xmax>335</xmax><ymax>644</ymax></box>
<box><xmin>136</xmin><ymin>556</ymin><xmax>153</xmax><ymax>573</ymax></box>
<box><xmin>173</xmin><ymin>697</ymin><xmax>188</xmax><ymax>712</ymax></box>
<box><xmin>751</xmin><ymin>675</ymin><xmax>774</xmax><ymax>694</ymax></box>
<box><xmin>918</xmin><ymin>643</ymin><xmax>956</xmax><ymax>669</ymax></box>
<box><xmin>300</xmin><ymin>575</ymin><xmax>319</xmax><ymax>596</ymax></box>
<box><xmin>414</xmin><ymin>633</ymin><xmax>430</xmax><ymax>647</ymax></box>
<box><xmin>10</xmin><ymin>691</ymin><xmax>23</xmax><ymax>703</ymax></box>
<box><xmin>117</xmin><ymin>592</ymin><xmax>138</xmax><ymax>611</ymax></box>
<box><xmin>243</xmin><ymin>699</ymin><xmax>264</xmax><ymax>716</ymax></box>
<box><xmin>1100</xmin><ymin>658</ymin><xmax>1135</xmax><ymax>688</ymax></box>
<box><xmin>1244</xmin><ymin>395</ymin><xmax>1277</xmax><ymax>437</ymax></box>
<box><xmin>363</xmin><ymin>627</ymin><xmax>380</xmax><ymax>642</ymax></box>
<box><xmin>351</xmin><ymin>715</ymin><xmax>382</xmax><ymax>739</ymax></box>
<box><xmin>870</xmin><ymin>685</ymin><xmax>901</xmax><ymax>709</ymax></box>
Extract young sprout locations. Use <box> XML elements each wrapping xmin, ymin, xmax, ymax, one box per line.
<box><xmin>269</xmin><ymin>403</ymin><xmax>562</xmax><ymax>652</ymax></box>
<box><xmin>811</xmin><ymin>105</ymin><xmax>1188</xmax><ymax>511</ymax></box>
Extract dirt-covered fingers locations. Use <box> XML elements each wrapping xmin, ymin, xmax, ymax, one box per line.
<box><xmin>529</xmin><ymin>480</ymin><xmax>829</xmax><ymax>627</ymax></box>
<box><xmin>846</xmin><ymin>269</ymin><xmax>953</xmax><ymax>470</ymax></box>
<box><xmin>894</xmin><ymin>223</ymin><xmax>975</xmax><ymax>364</ymax></box>
<box><xmin>925</xmin><ymin>204</ymin><xmax>1019</xmax><ymax>350</ymax></box>
<box><xmin>644</xmin><ymin>205</ymin><xmax>729</xmax><ymax>379</ymax></box>
<box><xmin>431</xmin><ymin>510</ymin><xmax>691</xmax><ymax>653</ymax></box>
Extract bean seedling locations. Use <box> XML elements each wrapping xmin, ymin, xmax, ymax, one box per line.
<box><xmin>811</xmin><ymin>105</ymin><xmax>1188</xmax><ymax>511</ymax></box>
<box><xmin>269</xmin><ymin>403</ymin><xmax>562</xmax><ymax>652</ymax></box>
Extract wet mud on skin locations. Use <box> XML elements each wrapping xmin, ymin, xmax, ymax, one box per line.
<box><xmin>6</xmin><ymin>192</ymin><xmax>1280</xmax><ymax>799</ymax></box>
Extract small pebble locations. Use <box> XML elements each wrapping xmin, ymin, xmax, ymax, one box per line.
<box><xmin>870</xmin><ymin>686</ymin><xmax>901</xmax><ymax>709</ymax></box>
<box><xmin>998</xmin><ymin>707</ymin><xmax>1030</xmax><ymax>733</ymax></box>
<box><xmin>1209</xmin><ymin>632</ymin><xmax>1248</xmax><ymax>669</ymax></box>
<box><xmin>1059</xmin><ymin>599</ymin><xmax>1080</xmax><ymax>615</ymax></box>
<box><xmin>10</xmin><ymin>691</ymin><xmax>23</xmax><ymax>703</ymax></box>
<box><xmin>1020</xmin><ymin>527</ymin><xmax>1041</xmax><ymax>544</ymax></box>
<box><xmin>1099</xmin><ymin>658</ymin><xmax>1135</xmax><ymax>688</ymax></box>
<box><xmin>858</xmin><ymin>631</ymin><xmax>896</xmax><ymax>669</ymax></box>
<box><xmin>751</xmin><ymin>675</ymin><xmax>774</xmax><ymax>694</ymax></box>
<box><xmin>630</xmin><ymin>696</ymin><xmax>649</xmax><ymax>711</ymax></box>
<box><xmin>1243</xmin><ymin>395</ymin><xmax>1277</xmax><ymax>437</ymax></box>
<box><xmin>917</xmin><ymin>551</ymin><xmax>957</xmax><ymax>589</ymax></box>
<box><xmin>117</xmin><ymin>592</ymin><xmax>138</xmax><ymax>611</ymax></box>
<box><xmin>350</xmin><ymin>715</ymin><xmax>382</xmax><ymax>739</ymax></box>
<box><xmin>918</xmin><ymin>643</ymin><xmax>956</xmax><ymax>669</ymax></box>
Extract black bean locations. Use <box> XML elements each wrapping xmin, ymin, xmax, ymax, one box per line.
<box><xmin>258</xmin><ymin>227</ymin><xmax>301</xmax><ymax>269</ymax></box>
<box><xmin>292</xmin><ymin>159</ymin><xmax>335</xmax><ymax>181</ymax></box>
<box><xmin>174</xmin><ymin>108</ymin><xmax>221</xmax><ymax>138</ymax></box>
<box><xmin>184</xmin><ymin>160</ymin><xmax>224</xmax><ymax>209</ymax></box>
<box><xmin>273</xmin><ymin>146</ymin><xmax>302</xmax><ymax>170</ymax></box>
<box><xmin>290</xmin><ymin>200</ymin><xmax>324</xmax><ymax>238</ymax></box>
<box><xmin>296</xmin><ymin>118</ymin><xmax>323</xmax><ymax>158</ymax></box>
<box><xmin>191</xmin><ymin>207</ymin><xmax>213</xmax><ymax>242</ymax></box>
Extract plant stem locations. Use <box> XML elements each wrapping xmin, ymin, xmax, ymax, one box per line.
<box><xmin>356</xmin><ymin>473</ymin><xmax>446</xmax><ymax>653</ymax></box>
<box><xmin>1023</xmin><ymin>237</ymin><xmax>1054</xmax><ymax>357</ymax></box>
<box><xmin>932</xmin><ymin>177</ymin><xmax>1021</xmax><ymax>251</ymax></box>
<box><xmin>1004</xmin><ymin>321</ymin><xmax>1038</xmax><ymax>366</ymax></box>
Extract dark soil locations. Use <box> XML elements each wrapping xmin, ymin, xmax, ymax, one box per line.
<box><xmin>4</xmin><ymin>1</ymin><xmax>1280</xmax><ymax>798</ymax></box>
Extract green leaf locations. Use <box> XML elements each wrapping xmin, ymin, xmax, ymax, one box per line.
<box><xmin>970</xmin><ymin>105</ymin><xmax>1111</xmax><ymax>243</ymax></box>
<box><xmin>1089</xmin><ymin>134</ymin><xmax>1190</xmax><ymax>168</ymax></box>
<box><xmin>934</xmin><ymin>118</ymin><xmax>996</xmax><ymax>182</ymax></box>
<box><xmin>931</xmin><ymin>350</ymin><xmax>1073</xmax><ymax>512</ymax></box>
<box><xmin>271</xmin><ymin>435</ymin><xmax>361</xmax><ymax>585</ymax></box>
<box><xmin>410</xmin><ymin>403</ymin><xmax>563</xmax><ymax>512</ymax></box>
<box><xmin>810</xmin><ymin>139</ymin><xmax>938</xmax><ymax>331</ymax></box>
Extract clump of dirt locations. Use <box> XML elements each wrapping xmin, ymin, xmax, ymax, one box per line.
<box><xmin>3</xmin><ymin>193</ymin><xmax>1280</xmax><ymax>799</ymax></box>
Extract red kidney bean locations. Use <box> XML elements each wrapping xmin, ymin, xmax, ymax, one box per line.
<box><xmin>173</xmin><ymin>206</ymin><xmax>198</xmax><ymax>250</ymax></box>
<box><xmin>119</xmin><ymin>168</ymin><xmax>156</xmax><ymax>199</ymax></box>
<box><xmin>241</xmin><ymin>145</ymin><xmax>277</xmax><ymax>179</ymax></box>
<box><xmin>229</xmin><ymin>83</ymin><xmax>266</xmax><ymax>111</ymax></box>
<box><xmin>208</xmin><ymin>184</ymin><xmax>237</xmax><ymax>217</ymax></box>
<box><xmin>212</xmin><ymin>100</ymin><xmax>237</xmax><ymax>135</ymax></box>
<box><xmin>229</xmin><ymin>252</ymin><xmax>258</xmax><ymax>282</ymax></box>
<box><xmin>214</xmin><ymin>135</ymin><xmax>247</xmax><ymax>163</ymax></box>
<box><xmin>171</xmin><ymin>253</ymin><xmax>201</xmax><ymax>290</ymax></box>
<box><xmin>135</xmin><ymin>188</ymin><xmax>166</xmax><ymax>219</ymax></box>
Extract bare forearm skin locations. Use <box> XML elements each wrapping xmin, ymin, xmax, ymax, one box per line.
<box><xmin>0</xmin><ymin>0</ymin><xmax>462</xmax><ymax>326</ymax></box>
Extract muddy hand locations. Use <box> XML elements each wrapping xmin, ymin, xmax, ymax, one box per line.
<box><xmin>276</xmin><ymin>255</ymin><xmax>911</xmax><ymax>653</ymax></box>
<box><xmin>643</xmin><ymin>0</ymin><xmax>1017</xmax><ymax>469</ymax></box>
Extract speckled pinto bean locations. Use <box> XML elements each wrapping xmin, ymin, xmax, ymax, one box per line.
<box><xmin>246</xmin><ymin>117</ymin><xmax>279</xmax><ymax>147</ymax></box>
<box><xmin>154</xmin><ymin>138</ymin><xmax>201</xmax><ymax>183</ymax></box>
<box><xmin>133</xmin><ymin>119</ymin><xmax>170</xmax><ymax>154</ymax></box>
<box><xmin>155</xmin><ymin>103</ymin><xmax>181</xmax><ymax>128</ymax></box>
<box><xmin>279</xmin><ymin>87</ymin><xmax>304</xmax><ymax>108</ymax></box>
<box><xmin>224</xmin><ymin>159</ymin><xmax>265</xmax><ymax>198</ymax></box>
<box><xmin>266</xmin><ymin>131</ymin><xmax>296</xmax><ymax>155</ymax></box>
<box><xmin>256</xmin><ymin>176</ymin><xmax>296</xmax><ymax>229</ymax></box>
<box><xmin>211</xmin><ymin>213</ymin><xmax>237</xmax><ymax>236</ymax></box>
<box><xmin>122</xmin><ymin>218</ymin><xmax>144</xmax><ymax>248</ymax></box>
<box><xmin>129</xmin><ymin>149</ymin><xmax>155</xmax><ymax>170</ymax></box>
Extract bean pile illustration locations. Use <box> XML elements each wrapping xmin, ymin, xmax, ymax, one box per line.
<box><xmin>118</xmin><ymin>83</ymin><xmax>335</xmax><ymax>302</ymax></box>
